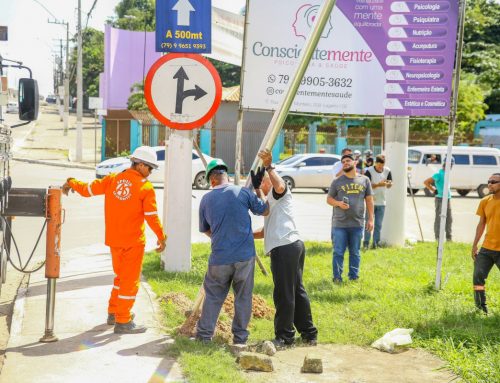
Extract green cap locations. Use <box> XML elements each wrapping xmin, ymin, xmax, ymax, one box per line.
<box><xmin>206</xmin><ymin>158</ymin><xmax>228</xmax><ymax>179</ymax></box>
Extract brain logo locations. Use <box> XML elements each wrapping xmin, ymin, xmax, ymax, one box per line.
<box><xmin>293</xmin><ymin>4</ymin><xmax>334</xmax><ymax>40</ymax></box>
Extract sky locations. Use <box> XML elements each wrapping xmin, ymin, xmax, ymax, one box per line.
<box><xmin>0</xmin><ymin>0</ymin><xmax>245</xmax><ymax>96</ymax></box>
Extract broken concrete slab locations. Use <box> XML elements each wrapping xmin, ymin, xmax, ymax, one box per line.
<box><xmin>301</xmin><ymin>354</ymin><xmax>323</xmax><ymax>373</ymax></box>
<box><xmin>237</xmin><ymin>352</ymin><xmax>273</xmax><ymax>372</ymax></box>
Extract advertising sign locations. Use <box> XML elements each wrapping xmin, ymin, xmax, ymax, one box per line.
<box><xmin>241</xmin><ymin>0</ymin><xmax>459</xmax><ymax>117</ymax></box>
<box><xmin>156</xmin><ymin>0</ymin><xmax>211</xmax><ymax>53</ymax></box>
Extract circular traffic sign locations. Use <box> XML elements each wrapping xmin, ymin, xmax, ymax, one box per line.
<box><xmin>144</xmin><ymin>53</ymin><xmax>222</xmax><ymax>130</ymax></box>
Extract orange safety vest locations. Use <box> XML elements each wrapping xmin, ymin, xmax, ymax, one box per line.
<box><xmin>68</xmin><ymin>169</ymin><xmax>166</xmax><ymax>247</ymax></box>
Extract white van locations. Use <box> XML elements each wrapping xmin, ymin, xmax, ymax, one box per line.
<box><xmin>407</xmin><ymin>146</ymin><xmax>500</xmax><ymax>197</ymax></box>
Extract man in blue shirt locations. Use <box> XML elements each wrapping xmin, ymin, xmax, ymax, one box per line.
<box><xmin>196</xmin><ymin>159</ymin><xmax>269</xmax><ymax>344</ymax></box>
<box><xmin>424</xmin><ymin>158</ymin><xmax>454</xmax><ymax>241</ymax></box>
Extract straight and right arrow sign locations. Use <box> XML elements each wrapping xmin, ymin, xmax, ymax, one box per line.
<box><xmin>173</xmin><ymin>67</ymin><xmax>207</xmax><ymax>114</ymax></box>
<box><xmin>145</xmin><ymin>54</ymin><xmax>221</xmax><ymax>130</ymax></box>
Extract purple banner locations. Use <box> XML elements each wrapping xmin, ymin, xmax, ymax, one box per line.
<box><xmin>337</xmin><ymin>0</ymin><xmax>459</xmax><ymax>116</ymax></box>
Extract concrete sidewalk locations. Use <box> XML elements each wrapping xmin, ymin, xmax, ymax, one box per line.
<box><xmin>0</xmin><ymin>245</ymin><xmax>184</xmax><ymax>383</ymax></box>
<box><xmin>12</xmin><ymin>105</ymin><xmax>101</xmax><ymax>166</ymax></box>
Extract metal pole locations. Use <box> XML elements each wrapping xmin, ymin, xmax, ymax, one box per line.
<box><xmin>234</xmin><ymin>0</ymin><xmax>250</xmax><ymax>185</ymax></box>
<box><xmin>76</xmin><ymin>0</ymin><xmax>83</xmax><ymax>162</ymax></box>
<box><xmin>435</xmin><ymin>0</ymin><xmax>467</xmax><ymax>290</ymax></box>
<box><xmin>94</xmin><ymin>110</ymin><xmax>97</xmax><ymax>166</ymax></box>
<box><xmin>245</xmin><ymin>0</ymin><xmax>338</xmax><ymax>187</ymax></box>
<box><xmin>40</xmin><ymin>187</ymin><xmax>62</xmax><ymax>343</ymax></box>
<box><xmin>40</xmin><ymin>279</ymin><xmax>58</xmax><ymax>342</ymax></box>
<box><xmin>64</xmin><ymin>21</ymin><xmax>69</xmax><ymax>135</ymax></box>
<box><xmin>407</xmin><ymin>174</ymin><xmax>424</xmax><ymax>242</ymax></box>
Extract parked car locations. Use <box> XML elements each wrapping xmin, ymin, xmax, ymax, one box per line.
<box><xmin>96</xmin><ymin>146</ymin><xmax>218</xmax><ymax>189</ymax></box>
<box><xmin>407</xmin><ymin>145</ymin><xmax>500</xmax><ymax>197</ymax></box>
<box><xmin>275</xmin><ymin>153</ymin><xmax>341</xmax><ymax>192</ymax></box>
<box><xmin>6</xmin><ymin>102</ymin><xmax>18</xmax><ymax>114</ymax></box>
<box><xmin>45</xmin><ymin>95</ymin><xmax>57</xmax><ymax>104</ymax></box>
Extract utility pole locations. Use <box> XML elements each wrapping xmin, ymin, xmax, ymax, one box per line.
<box><xmin>48</xmin><ymin>19</ymin><xmax>70</xmax><ymax>134</ymax></box>
<box><xmin>76</xmin><ymin>0</ymin><xmax>83</xmax><ymax>161</ymax></box>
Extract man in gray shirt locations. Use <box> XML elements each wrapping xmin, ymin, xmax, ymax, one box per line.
<box><xmin>327</xmin><ymin>154</ymin><xmax>374</xmax><ymax>283</ymax></box>
<box><xmin>254</xmin><ymin>149</ymin><xmax>317</xmax><ymax>348</ymax></box>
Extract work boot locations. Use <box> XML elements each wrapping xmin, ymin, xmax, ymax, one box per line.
<box><xmin>114</xmin><ymin>320</ymin><xmax>147</xmax><ymax>334</ymax></box>
<box><xmin>107</xmin><ymin>312</ymin><xmax>134</xmax><ymax>325</ymax></box>
<box><xmin>272</xmin><ymin>338</ymin><xmax>294</xmax><ymax>351</ymax></box>
<box><xmin>474</xmin><ymin>291</ymin><xmax>488</xmax><ymax>314</ymax></box>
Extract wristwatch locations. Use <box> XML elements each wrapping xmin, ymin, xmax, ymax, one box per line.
<box><xmin>265</xmin><ymin>164</ymin><xmax>275</xmax><ymax>172</ymax></box>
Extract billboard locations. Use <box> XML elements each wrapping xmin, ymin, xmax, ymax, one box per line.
<box><xmin>241</xmin><ymin>0</ymin><xmax>459</xmax><ymax>117</ymax></box>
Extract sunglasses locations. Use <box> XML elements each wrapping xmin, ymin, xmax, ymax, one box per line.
<box><xmin>141</xmin><ymin>163</ymin><xmax>153</xmax><ymax>171</ymax></box>
<box><xmin>487</xmin><ymin>180</ymin><xmax>499</xmax><ymax>185</ymax></box>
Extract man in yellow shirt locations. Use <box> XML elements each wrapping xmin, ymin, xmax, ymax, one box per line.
<box><xmin>472</xmin><ymin>173</ymin><xmax>500</xmax><ymax>314</ymax></box>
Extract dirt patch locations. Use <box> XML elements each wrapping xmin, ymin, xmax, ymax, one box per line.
<box><xmin>160</xmin><ymin>292</ymin><xmax>193</xmax><ymax>315</ymax></box>
<box><xmin>167</xmin><ymin>292</ymin><xmax>274</xmax><ymax>343</ymax></box>
<box><xmin>223</xmin><ymin>294</ymin><xmax>274</xmax><ymax>320</ymax></box>
<box><xmin>244</xmin><ymin>344</ymin><xmax>457</xmax><ymax>383</ymax></box>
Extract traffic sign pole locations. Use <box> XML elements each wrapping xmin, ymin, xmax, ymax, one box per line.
<box><xmin>162</xmin><ymin>130</ymin><xmax>193</xmax><ymax>272</ymax></box>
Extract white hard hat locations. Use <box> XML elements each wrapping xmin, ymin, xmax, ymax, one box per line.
<box><xmin>130</xmin><ymin>146</ymin><xmax>158</xmax><ymax>169</ymax></box>
<box><xmin>353</xmin><ymin>150</ymin><xmax>361</xmax><ymax>156</ymax></box>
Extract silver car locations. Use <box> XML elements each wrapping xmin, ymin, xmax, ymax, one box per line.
<box><xmin>275</xmin><ymin>153</ymin><xmax>340</xmax><ymax>192</ymax></box>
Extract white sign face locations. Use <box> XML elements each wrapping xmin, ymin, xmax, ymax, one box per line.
<box><xmin>145</xmin><ymin>54</ymin><xmax>222</xmax><ymax>130</ymax></box>
<box><xmin>97</xmin><ymin>108</ymin><xmax>107</xmax><ymax>116</ymax></box>
<box><xmin>241</xmin><ymin>0</ymin><xmax>458</xmax><ymax>117</ymax></box>
<box><xmin>88</xmin><ymin>97</ymin><xmax>103</xmax><ymax>110</ymax></box>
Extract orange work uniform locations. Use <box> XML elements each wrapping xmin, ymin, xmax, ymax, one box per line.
<box><xmin>68</xmin><ymin>169</ymin><xmax>166</xmax><ymax>323</ymax></box>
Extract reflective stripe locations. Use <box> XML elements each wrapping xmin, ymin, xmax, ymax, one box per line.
<box><xmin>118</xmin><ymin>295</ymin><xmax>136</xmax><ymax>300</ymax></box>
<box><xmin>473</xmin><ymin>285</ymin><xmax>485</xmax><ymax>291</ymax></box>
<box><xmin>87</xmin><ymin>184</ymin><xmax>94</xmax><ymax>196</ymax></box>
<box><xmin>144</xmin><ymin>211</ymin><xmax>158</xmax><ymax>216</ymax></box>
<box><xmin>113</xmin><ymin>286</ymin><xmax>119</xmax><ymax>290</ymax></box>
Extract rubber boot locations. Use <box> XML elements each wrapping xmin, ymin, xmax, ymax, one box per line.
<box><xmin>114</xmin><ymin>320</ymin><xmax>147</xmax><ymax>334</ymax></box>
<box><xmin>474</xmin><ymin>291</ymin><xmax>488</xmax><ymax>314</ymax></box>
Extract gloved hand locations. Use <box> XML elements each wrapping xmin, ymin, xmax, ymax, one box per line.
<box><xmin>250</xmin><ymin>167</ymin><xmax>266</xmax><ymax>189</ymax></box>
<box><xmin>62</xmin><ymin>178</ymin><xmax>75</xmax><ymax>196</ymax></box>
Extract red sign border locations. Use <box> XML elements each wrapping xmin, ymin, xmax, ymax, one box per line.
<box><xmin>144</xmin><ymin>53</ymin><xmax>222</xmax><ymax>130</ymax></box>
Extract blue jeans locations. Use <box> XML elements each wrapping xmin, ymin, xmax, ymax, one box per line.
<box><xmin>332</xmin><ymin>227</ymin><xmax>363</xmax><ymax>281</ymax></box>
<box><xmin>364</xmin><ymin>205</ymin><xmax>386</xmax><ymax>247</ymax></box>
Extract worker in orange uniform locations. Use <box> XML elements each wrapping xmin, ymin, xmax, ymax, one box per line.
<box><xmin>62</xmin><ymin>146</ymin><xmax>167</xmax><ymax>334</ymax></box>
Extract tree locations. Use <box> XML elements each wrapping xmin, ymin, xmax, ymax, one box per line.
<box><xmin>111</xmin><ymin>0</ymin><xmax>156</xmax><ymax>31</ymax></box>
<box><xmin>484</xmin><ymin>89</ymin><xmax>500</xmax><ymax>113</ymax></box>
<box><xmin>462</xmin><ymin>0</ymin><xmax>500</xmax><ymax>91</ymax></box>
<box><xmin>69</xmin><ymin>28</ymin><xmax>104</xmax><ymax>105</ymax></box>
<box><xmin>207</xmin><ymin>59</ymin><xmax>241</xmax><ymax>87</ymax></box>
<box><xmin>127</xmin><ymin>82</ymin><xmax>148</xmax><ymax>111</ymax></box>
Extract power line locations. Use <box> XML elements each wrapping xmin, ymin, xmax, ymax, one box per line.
<box><xmin>32</xmin><ymin>0</ymin><xmax>58</xmax><ymax>20</ymax></box>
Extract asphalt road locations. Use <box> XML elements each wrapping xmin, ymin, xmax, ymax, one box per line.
<box><xmin>6</xmin><ymin>161</ymin><xmax>481</xmax><ymax>266</ymax></box>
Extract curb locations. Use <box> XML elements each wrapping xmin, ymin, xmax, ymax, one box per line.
<box><xmin>12</xmin><ymin>158</ymin><xmax>95</xmax><ymax>170</ymax></box>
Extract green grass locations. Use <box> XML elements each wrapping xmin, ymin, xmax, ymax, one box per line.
<box><xmin>143</xmin><ymin>242</ymin><xmax>500</xmax><ymax>383</ymax></box>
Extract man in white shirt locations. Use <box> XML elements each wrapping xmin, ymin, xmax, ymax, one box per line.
<box><xmin>363</xmin><ymin>155</ymin><xmax>392</xmax><ymax>248</ymax></box>
<box><xmin>254</xmin><ymin>149</ymin><xmax>318</xmax><ymax>349</ymax></box>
